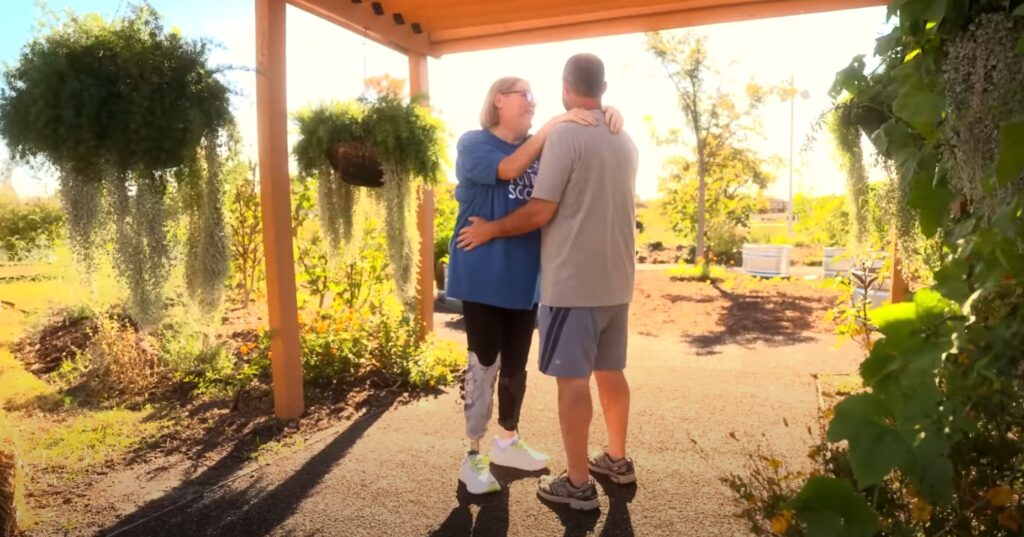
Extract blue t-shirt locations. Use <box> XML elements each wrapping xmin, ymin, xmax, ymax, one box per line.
<box><xmin>446</xmin><ymin>129</ymin><xmax>540</xmax><ymax>310</ymax></box>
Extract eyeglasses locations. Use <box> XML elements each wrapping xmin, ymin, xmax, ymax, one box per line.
<box><xmin>501</xmin><ymin>89</ymin><xmax>535</xmax><ymax>104</ymax></box>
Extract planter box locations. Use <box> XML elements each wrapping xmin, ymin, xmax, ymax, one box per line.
<box><xmin>853</xmin><ymin>286</ymin><xmax>890</xmax><ymax>309</ymax></box>
<box><xmin>741</xmin><ymin>244</ymin><xmax>792</xmax><ymax>278</ymax></box>
<box><xmin>823</xmin><ymin>247</ymin><xmax>853</xmax><ymax>278</ymax></box>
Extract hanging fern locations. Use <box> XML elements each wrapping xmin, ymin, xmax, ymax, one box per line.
<box><xmin>0</xmin><ymin>4</ymin><xmax>233</xmax><ymax>325</ymax></box>
<box><xmin>293</xmin><ymin>96</ymin><xmax>446</xmax><ymax>307</ymax></box>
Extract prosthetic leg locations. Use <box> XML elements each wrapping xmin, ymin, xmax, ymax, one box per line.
<box><xmin>464</xmin><ymin>351</ymin><xmax>501</xmax><ymax>451</ymax></box>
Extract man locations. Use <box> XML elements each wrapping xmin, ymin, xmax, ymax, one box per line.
<box><xmin>457</xmin><ymin>53</ymin><xmax>639</xmax><ymax>511</ymax></box>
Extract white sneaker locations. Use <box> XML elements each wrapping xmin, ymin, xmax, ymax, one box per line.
<box><xmin>459</xmin><ymin>453</ymin><xmax>500</xmax><ymax>494</ymax></box>
<box><xmin>490</xmin><ymin>437</ymin><xmax>550</xmax><ymax>472</ymax></box>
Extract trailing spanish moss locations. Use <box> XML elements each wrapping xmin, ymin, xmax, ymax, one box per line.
<box><xmin>316</xmin><ymin>167</ymin><xmax>358</xmax><ymax>250</ymax></box>
<box><xmin>944</xmin><ymin>13</ymin><xmax>1024</xmax><ymax>221</ymax></box>
<box><xmin>109</xmin><ymin>171</ymin><xmax>171</xmax><ymax>327</ymax></box>
<box><xmin>377</xmin><ymin>163</ymin><xmax>420</xmax><ymax>305</ymax></box>
<box><xmin>184</xmin><ymin>136</ymin><xmax>230</xmax><ymax>313</ymax></box>
<box><xmin>59</xmin><ymin>168</ymin><xmax>105</xmax><ymax>278</ymax></box>
<box><xmin>827</xmin><ymin>108</ymin><xmax>869</xmax><ymax>249</ymax></box>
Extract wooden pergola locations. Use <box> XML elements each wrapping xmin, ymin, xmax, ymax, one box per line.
<box><xmin>255</xmin><ymin>0</ymin><xmax>889</xmax><ymax>419</ymax></box>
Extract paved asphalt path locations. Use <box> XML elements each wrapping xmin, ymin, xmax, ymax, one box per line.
<box><xmin>100</xmin><ymin>312</ymin><xmax>859</xmax><ymax>537</ymax></box>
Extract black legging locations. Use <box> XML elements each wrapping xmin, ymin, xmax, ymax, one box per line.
<box><xmin>462</xmin><ymin>301</ymin><xmax>538</xmax><ymax>432</ymax></box>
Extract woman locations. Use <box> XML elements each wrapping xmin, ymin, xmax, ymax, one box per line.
<box><xmin>447</xmin><ymin>76</ymin><xmax>623</xmax><ymax>494</ymax></box>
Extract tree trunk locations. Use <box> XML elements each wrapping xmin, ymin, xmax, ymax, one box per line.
<box><xmin>696</xmin><ymin>165</ymin><xmax>709</xmax><ymax>278</ymax></box>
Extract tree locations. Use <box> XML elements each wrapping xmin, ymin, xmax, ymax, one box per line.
<box><xmin>646</xmin><ymin>31</ymin><xmax>780</xmax><ymax>275</ymax></box>
<box><xmin>659</xmin><ymin>143</ymin><xmax>774</xmax><ymax>259</ymax></box>
<box><xmin>226</xmin><ymin>161</ymin><xmax>263</xmax><ymax>306</ymax></box>
<box><xmin>364</xmin><ymin>74</ymin><xmax>407</xmax><ymax>99</ymax></box>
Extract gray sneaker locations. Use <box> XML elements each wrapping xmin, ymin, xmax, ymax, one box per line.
<box><xmin>588</xmin><ymin>451</ymin><xmax>636</xmax><ymax>484</ymax></box>
<box><xmin>537</xmin><ymin>473</ymin><xmax>600</xmax><ymax>511</ymax></box>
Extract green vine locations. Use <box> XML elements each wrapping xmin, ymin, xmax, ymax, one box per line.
<box><xmin>0</xmin><ymin>4</ymin><xmax>233</xmax><ymax>324</ymax></box>
<box><xmin>827</xmin><ymin>108</ymin><xmax>870</xmax><ymax>248</ymax></box>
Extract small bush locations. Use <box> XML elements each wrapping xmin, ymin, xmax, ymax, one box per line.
<box><xmin>73</xmin><ymin>314</ymin><xmax>162</xmax><ymax>402</ymax></box>
<box><xmin>0</xmin><ymin>197</ymin><xmax>64</xmax><ymax>261</ymax></box>
<box><xmin>0</xmin><ymin>444</ymin><xmax>23</xmax><ymax>537</ymax></box>
<box><xmin>433</xmin><ymin>183</ymin><xmax>457</xmax><ymax>266</ymax></box>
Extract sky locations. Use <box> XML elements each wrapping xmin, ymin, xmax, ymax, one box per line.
<box><xmin>0</xmin><ymin>1</ymin><xmax>891</xmax><ymax>201</ymax></box>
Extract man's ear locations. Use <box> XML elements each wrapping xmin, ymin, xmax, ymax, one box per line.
<box><xmin>600</xmin><ymin>81</ymin><xmax>608</xmax><ymax>96</ymax></box>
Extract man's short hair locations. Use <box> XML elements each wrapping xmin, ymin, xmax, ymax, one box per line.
<box><xmin>563</xmin><ymin>54</ymin><xmax>605</xmax><ymax>98</ymax></box>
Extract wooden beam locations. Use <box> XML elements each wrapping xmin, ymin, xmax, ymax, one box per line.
<box><xmin>890</xmin><ymin>236</ymin><xmax>909</xmax><ymax>303</ymax></box>
<box><xmin>409</xmin><ymin>53</ymin><xmax>435</xmax><ymax>337</ymax></box>
<box><xmin>429</xmin><ymin>1</ymin><xmax>712</xmax><ymax>41</ymax></box>
<box><xmin>431</xmin><ymin>0</ymin><xmax>886</xmax><ymax>56</ymax></box>
<box><xmin>256</xmin><ymin>0</ymin><xmax>304</xmax><ymax>419</ymax></box>
<box><xmin>288</xmin><ymin>0</ymin><xmax>433</xmax><ymax>57</ymax></box>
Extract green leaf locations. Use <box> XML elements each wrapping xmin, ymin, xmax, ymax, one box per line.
<box><xmin>913</xmin><ymin>288</ymin><xmax>953</xmax><ymax>325</ymax></box>
<box><xmin>908</xmin><ymin>431</ymin><xmax>955</xmax><ymax>506</ymax></box>
<box><xmin>995</xmin><ymin>120</ymin><xmax>1024</xmax><ymax>185</ymax></box>
<box><xmin>871</xmin><ymin>120</ymin><xmax>920</xmax><ymax>176</ymax></box>
<box><xmin>893</xmin><ymin>85</ymin><xmax>945</xmax><ymax>139</ymax></box>
<box><xmin>792</xmin><ymin>477</ymin><xmax>880</xmax><ymax>537</ymax></box>
<box><xmin>1014</xmin><ymin>3</ymin><xmax>1024</xmax><ymax>16</ymax></box>
<box><xmin>828</xmin><ymin>394</ymin><xmax>911</xmax><ymax>487</ymax></box>
<box><xmin>869</xmin><ymin>302</ymin><xmax>920</xmax><ymax>340</ymax></box>
<box><xmin>899</xmin><ymin>0</ymin><xmax>949</xmax><ymax>27</ymax></box>
<box><xmin>830</xmin><ymin>56</ymin><xmax>867</xmax><ymax>97</ymax></box>
<box><xmin>909</xmin><ymin>168</ymin><xmax>954</xmax><ymax>236</ymax></box>
<box><xmin>874</xmin><ymin>28</ymin><xmax>902</xmax><ymax>55</ymax></box>
<box><xmin>863</xmin><ymin>337</ymin><xmax>945</xmax><ymax>421</ymax></box>
<box><xmin>1017</xmin><ymin>35</ymin><xmax>1024</xmax><ymax>55</ymax></box>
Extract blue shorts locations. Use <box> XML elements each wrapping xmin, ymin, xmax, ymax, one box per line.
<box><xmin>537</xmin><ymin>304</ymin><xmax>629</xmax><ymax>378</ymax></box>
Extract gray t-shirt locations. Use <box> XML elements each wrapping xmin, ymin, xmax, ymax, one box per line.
<box><xmin>532</xmin><ymin>112</ymin><xmax>639</xmax><ymax>307</ymax></box>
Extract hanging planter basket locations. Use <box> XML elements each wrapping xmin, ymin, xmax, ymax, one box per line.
<box><xmin>327</xmin><ymin>141</ymin><xmax>384</xmax><ymax>188</ymax></box>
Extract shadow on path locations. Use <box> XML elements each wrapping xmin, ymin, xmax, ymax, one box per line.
<box><xmin>683</xmin><ymin>282</ymin><xmax>826</xmax><ymax>355</ymax></box>
<box><xmin>427</xmin><ymin>465</ymin><xmax>549</xmax><ymax>537</ymax></box>
<box><xmin>102</xmin><ymin>402</ymin><xmax>393</xmax><ymax>537</ymax></box>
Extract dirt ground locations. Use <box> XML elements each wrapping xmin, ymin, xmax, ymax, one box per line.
<box><xmin>629</xmin><ymin>271</ymin><xmax>840</xmax><ymax>353</ymax></box>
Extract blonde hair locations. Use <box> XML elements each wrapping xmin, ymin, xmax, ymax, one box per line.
<box><xmin>479</xmin><ymin>77</ymin><xmax>526</xmax><ymax>129</ymax></box>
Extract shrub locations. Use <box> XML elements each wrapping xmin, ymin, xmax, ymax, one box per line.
<box><xmin>0</xmin><ymin>444</ymin><xmax>22</xmax><ymax>537</ymax></box>
<box><xmin>433</xmin><ymin>183</ymin><xmax>457</xmax><ymax>266</ymax></box>
<box><xmin>74</xmin><ymin>313</ymin><xmax>162</xmax><ymax>403</ymax></box>
<box><xmin>668</xmin><ymin>262</ymin><xmax>730</xmax><ymax>282</ymax></box>
<box><xmin>793</xmin><ymin>193</ymin><xmax>850</xmax><ymax>247</ymax></box>
<box><xmin>0</xmin><ymin>197</ymin><xmax>64</xmax><ymax>261</ymax></box>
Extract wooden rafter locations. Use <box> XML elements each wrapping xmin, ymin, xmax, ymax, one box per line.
<box><xmin>288</xmin><ymin>0</ymin><xmax>432</xmax><ymax>56</ymax></box>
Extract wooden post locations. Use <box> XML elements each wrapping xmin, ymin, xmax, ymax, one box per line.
<box><xmin>409</xmin><ymin>53</ymin><xmax>434</xmax><ymax>338</ymax></box>
<box><xmin>890</xmin><ymin>236</ymin><xmax>909</xmax><ymax>303</ymax></box>
<box><xmin>256</xmin><ymin>0</ymin><xmax>304</xmax><ymax>419</ymax></box>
